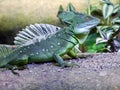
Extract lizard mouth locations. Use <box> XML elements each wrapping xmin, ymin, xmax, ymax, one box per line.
<box><xmin>74</xmin><ymin>18</ymin><xmax>99</xmax><ymax>34</ymax></box>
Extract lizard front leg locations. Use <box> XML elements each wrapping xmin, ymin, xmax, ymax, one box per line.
<box><xmin>53</xmin><ymin>53</ymin><xmax>72</xmax><ymax>67</ymax></box>
<box><xmin>53</xmin><ymin>47</ymin><xmax>79</xmax><ymax>67</ymax></box>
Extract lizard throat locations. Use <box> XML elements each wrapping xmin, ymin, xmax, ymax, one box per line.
<box><xmin>62</xmin><ymin>30</ymin><xmax>80</xmax><ymax>45</ymax></box>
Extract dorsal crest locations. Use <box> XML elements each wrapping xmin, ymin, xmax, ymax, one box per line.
<box><xmin>14</xmin><ymin>24</ymin><xmax>60</xmax><ymax>46</ymax></box>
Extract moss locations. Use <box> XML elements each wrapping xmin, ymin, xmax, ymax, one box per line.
<box><xmin>0</xmin><ymin>14</ymin><xmax>26</xmax><ymax>31</ymax></box>
<box><xmin>0</xmin><ymin>13</ymin><xmax>59</xmax><ymax>31</ymax></box>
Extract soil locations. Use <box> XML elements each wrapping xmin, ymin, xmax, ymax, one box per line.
<box><xmin>0</xmin><ymin>53</ymin><xmax>120</xmax><ymax>90</ymax></box>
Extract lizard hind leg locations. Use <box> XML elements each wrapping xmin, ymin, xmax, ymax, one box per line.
<box><xmin>0</xmin><ymin>45</ymin><xmax>15</xmax><ymax>67</ymax></box>
<box><xmin>53</xmin><ymin>53</ymin><xmax>79</xmax><ymax>68</ymax></box>
<box><xmin>0</xmin><ymin>54</ymin><xmax>28</xmax><ymax>76</ymax></box>
<box><xmin>2</xmin><ymin>55</ymin><xmax>29</xmax><ymax>75</ymax></box>
<box><xmin>9</xmin><ymin>55</ymin><xmax>29</xmax><ymax>67</ymax></box>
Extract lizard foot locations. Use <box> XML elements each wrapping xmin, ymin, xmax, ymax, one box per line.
<box><xmin>61</xmin><ymin>62</ymin><xmax>80</xmax><ymax>68</ymax></box>
<box><xmin>3</xmin><ymin>64</ymin><xmax>28</xmax><ymax>76</ymax></box>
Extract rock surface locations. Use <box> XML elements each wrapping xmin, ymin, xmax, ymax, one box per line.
<box><xmin>0</xmin><ymin>53</ymin><xmax>120</xmax><ymax>90</ymax></box>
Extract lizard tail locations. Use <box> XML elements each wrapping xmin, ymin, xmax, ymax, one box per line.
<box><xmin>0</xmin><ymin>45</ymin><xmax>18</xmax><ymax>67</ymax></box>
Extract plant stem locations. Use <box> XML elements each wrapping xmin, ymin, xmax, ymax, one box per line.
<box><xmin>87</xmin><ymin>0</ymin><xmax>91</xmax><ymax>15</ymax></box>
<box><xmin>107</xmin><ymin>17</ymin><xmax>110</xmax><ymax>25</ymax></box>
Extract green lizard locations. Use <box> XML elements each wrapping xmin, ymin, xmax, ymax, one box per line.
<box><xmin>0</xmin><ymin>11</ymin><xmax>99</xmax><ymax>68</ymax></box>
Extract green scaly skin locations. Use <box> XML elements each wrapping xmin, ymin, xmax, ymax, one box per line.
<box><xmin>0</xmin><ymin>11</ymin><xmax>99</xmax><ymax>67</ymax></box>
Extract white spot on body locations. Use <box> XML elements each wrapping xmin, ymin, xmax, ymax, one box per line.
<box><xmin>42</xmin><ymin>49</ymin><xmax>45</xmax><ymax>51</ymax></box>
<box><xmin>36</xmin><ymin>52</ymin><xmax>39</xmax><ymax>55</ymax></box>
<box><xmin>57</xmin><ymin>42</ymin><xmax>60</xmax><ymax>45</ymax></box>
<box><xmin>48</xmin><ymin>36</ymin><xmax>51</xmax><ymax>39</ymax></box>
<box><xmin>46</xmin><ymin>49</ymin><xmax>48</xmax><ymax>51</ymax></box>
<box><xmin>58</xmin><ymin>34</ymin><xmax>60</xmax><ymax>36</ymax></box>
<box><xmin>32</xmin><ymin>43</ymin><xmax>35</xmax><ymax>46</ymax></box>
<box><xmin>50</xmin><ymin>45</ymin><xmax>53</xmax><ymax>48</ymax></box>
<box><xmin>20</xmin><ymin>51</ymin><xmax>22</xmax><ymax>53</ymax></box>
<box><xmin>30</xmin><ymin>53</ymin><xmax>34</xmax><ymax>56</ymax></box>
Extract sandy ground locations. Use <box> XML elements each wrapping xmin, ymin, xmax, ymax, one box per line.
<box><xmin>0</xmin><ymin>53</ymin><xmax>120</xmax><ymax>90</ymax></box>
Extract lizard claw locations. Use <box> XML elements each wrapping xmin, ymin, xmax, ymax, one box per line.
<box><xmin>61</xmin><ymin>62</ymin><xmax>80</xmax><ymax>68</ymax></box>
<box><xmin>3</xmin><ymin>64</ymin><xmax>28</xmax><ymax>76</ymax></box>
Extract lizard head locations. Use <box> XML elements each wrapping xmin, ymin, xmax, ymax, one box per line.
<box><xmin>73</xmin><ymin>12</ymin><xmax>100</xmax><ymax>34</ymax></box>
<box><xmin>73</xmin><ymin>14</ymin><xmax>99</xmax><ymax>44</ymax></box>
<box><xmin>58</xmin><ymin>11</ymin><xmax>100</xmax><ymax>44</ymax></box>
<box><xmin>57</xmin><ymin>11</ymin><xmax>99</xmax><ymax>26</ymax></box>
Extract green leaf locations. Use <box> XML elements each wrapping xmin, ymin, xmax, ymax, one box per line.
<box><xmin>112</xmin><ymin>25</ymin><xmax>120</xmax><ymax>31</ymax></box>
<box><xmin>97</xmin><ymin>26</ymin><xmax>108</xmax><ymax>39</ymax></box>
<box><xmin>111</xmin><ymin>17</ymin><xmax>120</xmax><ymax>24</ymax></box>
<box><xmin>106</xmin><ymin>31</ymin><xmax>114</xmax><ymax>39</ymax></box>
<box><xmin>96</xmin><ymin>37</ymin><xmax>107</xmax><ymax>44</ymax></box>
<box><xmin>86</xmin><ymin>43</ymin><xmax>106</xmax><ymax>53</ymax></box>
<box><xmin>113</xmin><ymin>4</ymin><xmax>120</xmax><ymax>14</ymax></box>
<box><xmin>90</xmin><ymin>6</ymin><xmax>98</xmax><ymax>13</ymax></box>
<box><xmin>97</xmin><ymin>26</ymin><xmax>114</xmax><ymax>40</ymax></box>
<box><xmin>84</xmin><ymin>33</ymin><xmax>99</xmax><ymax>53</ymax></box>
<box><xmin>93</xmin><ymin>43</ymin><xmax>106</xmax><ymax>52</ymax></box>
<box><xmin>102</xmin><ymin>3</ymin><xmax>114</xmax><ymax>19</ymax></box>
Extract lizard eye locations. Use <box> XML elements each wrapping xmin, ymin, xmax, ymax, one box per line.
<box><xmin>86</xmin><ymin>16</ymin><xmax>90</xmax><ymax>21</ymax></box>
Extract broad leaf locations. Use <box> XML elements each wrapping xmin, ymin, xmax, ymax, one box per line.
<box><xmin>111</xmin><ymin>17</ymin><xmax>120</xmax><ymax>24</ymax></box>
<box><xmin>102</xmin><ymin>3</ymin><xmax>114</xmax><ymax>19</ymax></box>
<box><xmin>96</xmin><ymin>37</ymin><xmax>107</xmax><ymax>44</ymax></box>
<box><xmin>97</xmin><ymin>26</ymin><xmax>108</xmax><ymax>39</ymax></box>
<box><xmin>112</xmin><ymin>25</ymin><xmax>120</xmax><ymax>31</ymax></box>
<box><xmin>113</xmin><ymin>4</ymin><xmax>120</xmax><ymax>14</ymax></box>
<box><xmin>106</xmin><ymin>31</ymin><xmax>114</xmax><ymax>39</ymax></box>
